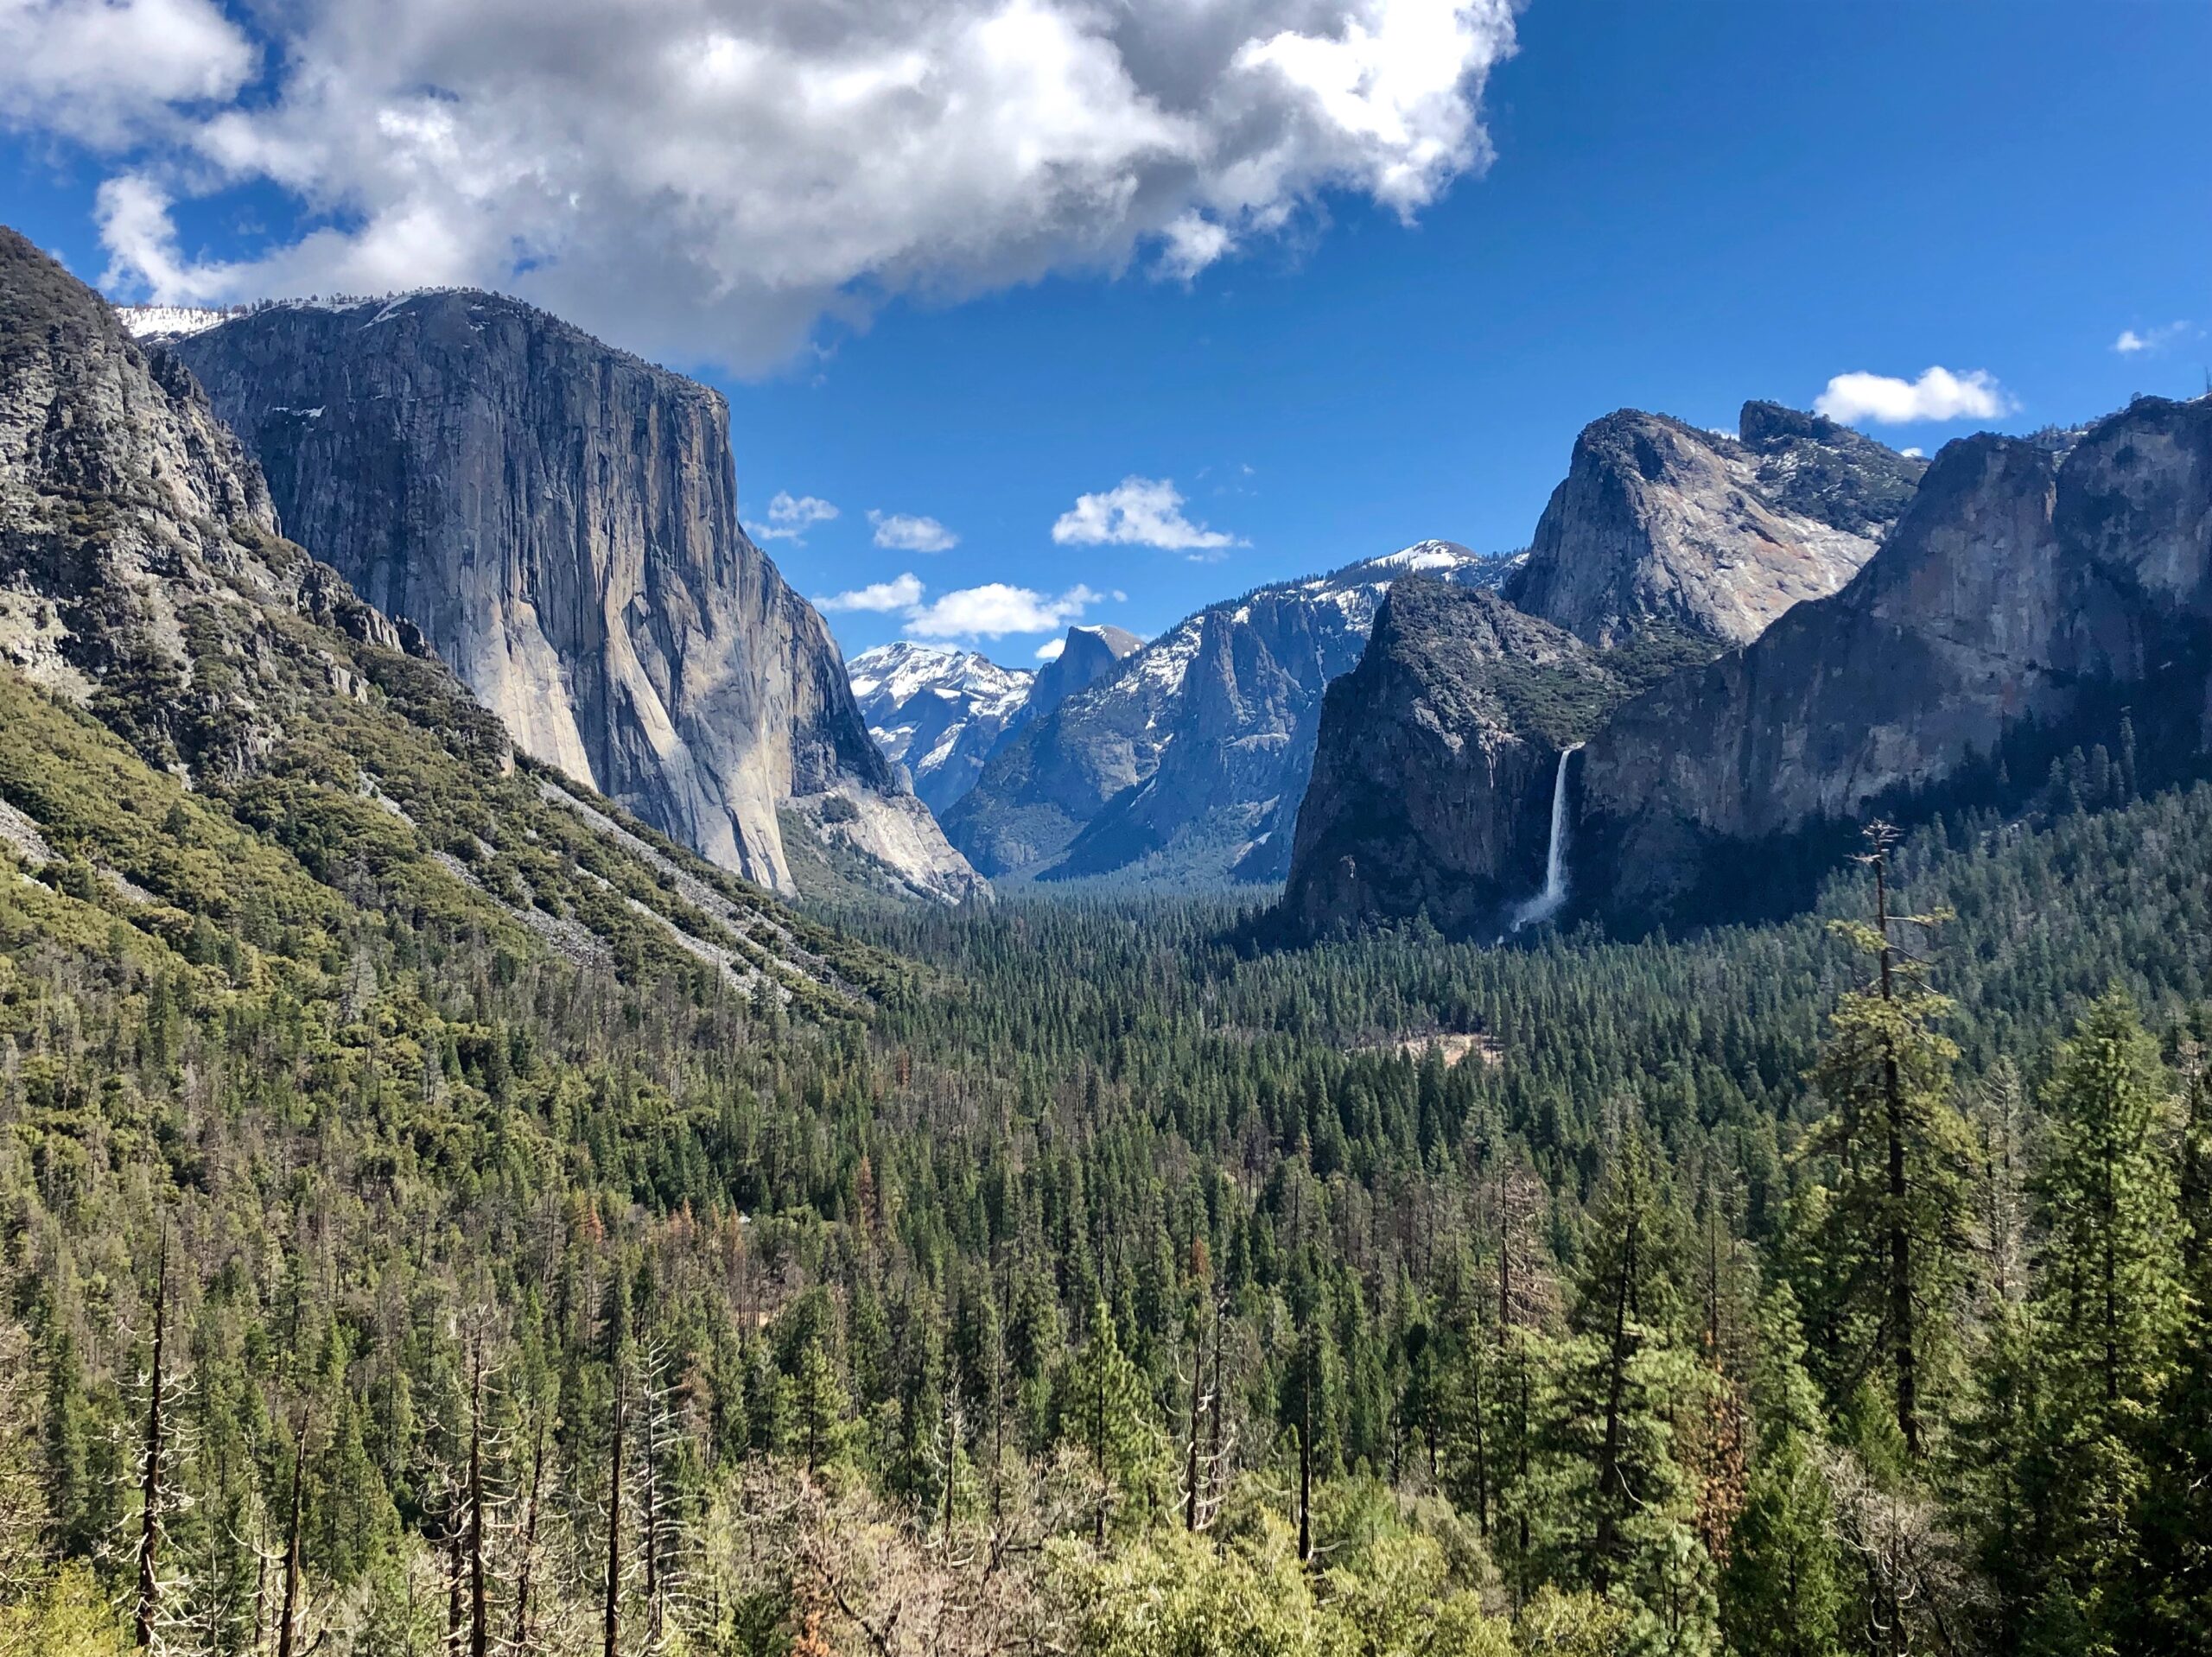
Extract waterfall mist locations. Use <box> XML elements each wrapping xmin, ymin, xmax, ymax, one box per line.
<box><xmin>1510</xmin><ymin>743</ymin><xmax>1583</xmax><ymax>933</ymax></box>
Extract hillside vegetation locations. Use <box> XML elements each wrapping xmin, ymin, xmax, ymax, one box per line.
<box><xmin>3</xmin><ymin>736</ymin><xmax>2210</xmax><ymax>1652</ymax></box>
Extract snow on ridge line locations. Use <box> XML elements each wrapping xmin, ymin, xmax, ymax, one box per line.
<box><xmin>117</xmin><ymin>305</ymin><xmax>236</xmax><ymax>339</ymax></box>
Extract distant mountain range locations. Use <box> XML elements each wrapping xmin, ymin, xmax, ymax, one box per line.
<box><xmin>846</xmin><ymin>624</ymin><xmax>1141</xmax><ymax>816</ymax></box>
<box><xmin>933</xmin><ymin>542</ymin><xmax>1517</xmax><ymax>887</ymax></box>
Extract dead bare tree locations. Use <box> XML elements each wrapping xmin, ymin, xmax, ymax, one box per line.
<box><xmin>134</xmin><ymin>1230</ymin><xmax>170</xmax><ymax>1649</ymax></box>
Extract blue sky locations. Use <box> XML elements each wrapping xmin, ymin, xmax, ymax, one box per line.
<box><xmin>3</xmin><ymin>0</ymin><xmax>2206</xmax><ymax>663</ymax></box>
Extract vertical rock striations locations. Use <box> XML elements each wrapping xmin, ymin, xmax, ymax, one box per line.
<box><xmin>944</xmin><ymin>543</ymin><xmax>1513</xmax><ymax>886</ymax></box>
<box><xmin>1283</xmin><ymin>581</ymin><xmax>1625</xmax><ymax>937</ymax></box>
<box><xmin>1281</xmin><ymin>403</ymin><xmax>1926</xmax><ymax>935</ymax></box>
<box><xmin>1576</xmin><ymin>396</ymin><xmax>2212</xmax><ymax>926</ymax></box>
<box><xmin>162</xmin><ymin>294</ymin><xmax>981</xmax><ymax>902</ymax></box>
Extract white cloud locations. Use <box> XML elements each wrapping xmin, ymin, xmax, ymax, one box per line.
<box><xmin>54</xmin><ymin>0</ymin><xmax>1517</xmax><ymax>373</ymax></box>
<box><xmin>0</xmin><ymin>0</ymin><xmax>255</xmax><ymax>148</ymax></box>
<box><xmin>1900</xmin><ymin>447</ymin><xmax>1924</xmax><ymax>459</ymax></box>
<box><xmin>753</xmin><ymin>492</ymin><xmax>839</xmax><ymax>543</ymax></box>
<box><xmin>869</xmin><ymin>511</ymin><xmax>959</xmax><ymax>553</ymax></box>
<box><xmin>906</xmin><ymin>582</ymin><xmax>1102</xmax><ymax>639</ymax></box>
<box><xmin>1052</xmin><ymin>476</ymin><xmax>1243</xmax><ymax>555</ymax></box>
<box><xmin>2114</xmin><ymin>321</ymin><xmax>2192</xmax><ymax>356</ymax></box>
<box><xmin>817</xmin><ymin>572</ymin><xmax>925</xmax><ymax>613</ymax></box>
<box><xmin>1034</xmin><ymin>638</ymin><xmax>1067</xmax><ymax>662</ymax></box>
<box><xmin>1813</xmin><ymin>366</ymin><xmax>2015</xmax><ymax>427</ymax></box>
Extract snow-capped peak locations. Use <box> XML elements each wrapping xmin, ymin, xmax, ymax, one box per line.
<box><xmin>117</xmin><ymin>305</ymin><xmax>236</xmax><ymax>340</ymax></box>
<box><xmin>1365</xmin><ymin>538</ymin><xmax>1480</xmax><ymax>574</ymax></box>
<box><xmin>848</xmin><ymin>641</ymin><xmax>1031</xmax><ymax>721</ymax></box>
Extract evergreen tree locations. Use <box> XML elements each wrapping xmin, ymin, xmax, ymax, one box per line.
<box><xmin>1721</xmin><ymin>1288</ymin><xmax>1845</xmax><ymax>1657</ymax></box>
<box><xmin>1067</xmin><ymin>1300</ymin><xmax>1148</xmax><ymax>1546</ymax></box>
<box><xmin>2018</xmin><ymin>991</ymin><xmax>2187</xmax><ymax>1653</ymax></box>
<box><xmin>1798</xmin><ymin>827</ymin><xmax>1971</xmax><ymax>1460</ymax></box>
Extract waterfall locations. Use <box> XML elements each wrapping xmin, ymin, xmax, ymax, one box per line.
<box><xmin>1510</xmin><ymin>744</ymin><xmax>1583</xmax><ymax>933</ymax></box>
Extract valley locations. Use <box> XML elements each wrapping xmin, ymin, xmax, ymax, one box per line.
<box><xmin>3</xmin><ymin>218</ymin><xmax>2209</xmax><ymax>1657</ymax></box>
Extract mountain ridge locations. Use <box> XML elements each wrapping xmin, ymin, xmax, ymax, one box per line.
<box><xmin>943</xmin><ymin>540</ymin><xmax>1516</xmax><ymax>887</ymax></box>
<box><xmin>158</xmin><ymin>289</ymin><xmax>983</xmax><ymax>905</ymax></box>
<box><xmin>1281</xmin><ymin>401</ymin><xmax>1928</xmax><ymax>934</ymax></box>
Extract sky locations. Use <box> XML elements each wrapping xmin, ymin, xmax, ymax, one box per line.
<box><xmin>2</xmin><ymin>0</ymin><xmax>2207</xmax><ymax>665</ymax></box>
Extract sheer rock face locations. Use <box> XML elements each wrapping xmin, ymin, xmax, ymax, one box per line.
<box><xmin>1504</xmin><ymin>403</ymin><xmax>1924</xmax><ymax>648</ymax></box>
<box><xmin>165</xmin><ymin>293</ymin><xmax>981</xmax><ymax>902</ymax></box>
<box><xmin>1577</xmin><ymin>397</ymin><xmax>2212</xmax><ymax>925</ymax></box>
<box><xmin>1280</xmin><ymin>581</ymin><xmax>1614</xmax><ymax>937</ymax></box>
<box><xmin>944</xmin><ymin>543</ymin><xmax>1514</xmax><ymax>886</ymax></box>
<box><xmin>0</xmin><ymin>228</ymin><xmax>427</xmax><ymax>746</ymax></box>
<box><xmin>1278</xmin><ymin>403</ymin><xmax>1925</xmax><ymax>935</ymax></box>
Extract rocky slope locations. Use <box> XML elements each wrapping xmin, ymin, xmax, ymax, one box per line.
<box><xmin>1280</xmin><ymin>578</ymin><xmax>1719</xmax><ymax>936</ymax></box>
<box><xmin>1279</xmin><ymin>581</ymin><xmax>1612</xmax><ymax>936</ymax></box>
<box><xmin>1504</xmin><ymin>402</ymin><xmax>1923</xmax><ymax>646</ymax></box>
<box><xmin>156</xmin><ymin>294</ymin><xmax>981</xmax><ymax>904</ymax></box>
<box><xmin>0</xmin><ymin>228</ymin><xmax>898</xmax><ymax>1006</ymax></box>
<box><xmin>944</xmin><ymin>543</ymin><xmax>1514</xmax><ymax>886</ymax></box>
<box><xmin>846</xmin><ymin>622</ymin><xmax>1140</xmax><ymax>816</ymax></box>
<box><xmin>1279</xmin><ymin>404</ymin><xmax>1926</xmax><ymax>934</ymax></box>
<box><xmin>1576</xmin><ymin>395</ymin><xmax>2212</xmax><ymax>926</ymax></box>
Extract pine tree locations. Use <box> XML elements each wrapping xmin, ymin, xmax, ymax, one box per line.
<box><xmin>2018</xmin><ymin>991</ymin><xmax>2186</xmax><ymax>1651</ymax></box>
<box><xmin>1800</xmin><ymin>826</ymin><xmax>1971</xmax><ymax>1460</ymax></box>
<box><xmin>1721</xmin><ymin>1288</ymin><xmax>1845</xmax><ymax>1657</ymax></box>
<box><xmin>1071</xmin><ymin>1300</ymin><xmax>1147</xmax><ymax>1548</ymax></box>
<box><xmin>1550</xmin><ymin>1124</ymin><xmax>1719</xmax><ymax>1650</ymax></box>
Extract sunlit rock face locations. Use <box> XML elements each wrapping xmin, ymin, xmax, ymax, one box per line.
<box><xmin>165</xmin><ymin>291</ymin><xmax>982</xmax><ymax>902</ymax></box>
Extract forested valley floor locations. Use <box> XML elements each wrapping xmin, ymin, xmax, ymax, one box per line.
<box><xmin>5</xmin><ymin>758</ymin><xmax>2212</xmax><ymax>1655</ymax></box>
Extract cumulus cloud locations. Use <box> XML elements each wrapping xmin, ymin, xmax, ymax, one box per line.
<box><xmin>2114</xmin><ymin>322</ymin><xmax>2192</xmax><ymax>356</ymax></box>
<box><xmin>1814</xmin><ymin>366</ymin><xmax>2014</xmax><ymax>427</ymax></box>
<box><xmin>817</xmin><ymin>572</ymin><xmax>925</xmax><ymax>613</ymax></box>
<box><xmin>753</xmin><ymin>492</ymin><xmax>839</xmax><ymax>543</ymax></box>
<box><xmin>1052</xmin><ymin>476</ymin><xmax>1243</xmax><ymax>556</ymax></box>
<box><xmin>1035</xmin><ymin>638</ymin><xmax>1068</xmax><ymax>662</ymax></box>
<box><xmin>906</xmin><ymin>582</ymin><xmax>1102</xmax><ymax>639</ymax></box>
<box><xmin>0</xmin><ymin>0</ymin><xmax>255</xmax><ymax>148</ymax></box>
<box><xmin>869</xmin><ymin>511</ymin><xmax>959</xmax><ymax>553</ymax></box>
<box><xmin>48</xmin><ymin>0</ymin><xmax>1516</xmax><ymax>372</ymax></box>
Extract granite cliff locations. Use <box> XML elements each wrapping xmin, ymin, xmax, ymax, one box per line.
<box><xmin>1</xmin><ymin>229</ymin><xmax>894</xmax><ymax>1004</ymax></box>
<box><xmin>1503</xmin><ymin>402</ymin><xmax>1923</xmax><ymax>647</ymax></box>
<box><xmin>944</xmin><ymin>543</ymin><xmax>1513</xmax><ymax>886</ymax></box>
<box><xmin>157</xmin><ymin>294</ymin><xmax>981</xmax><ymax>903</ymax></box>
<box><xmin>1280</xmin><ymin>581</ymin><xmax>1619</xmax><ymax>936</ymax></box>
<box><xmin>1281</xmin><ymin>403</ymin><xmax>1924</xmax><ymax>934</ymax></box>
<box><xmin>1576</xmin><ymin>396</ymin><xmax>2212</xmax><ymax>926</ymax></box>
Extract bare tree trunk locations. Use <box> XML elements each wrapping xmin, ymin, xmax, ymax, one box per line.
<box><xmin>135</xmin><ymin>1231</ymin><xmax>168</xmax><ymax>1649</ymax></box>
<box><xmin>1184</xmin><ymin>1319</ymin><xmax>1205</xmax><ymax>1533</ymax></box>
<box><xmin>1297</xmin><ymin>1368</ymin><xmax>1313</xmax><ymax>1569</ymax></box>
<box><xmin>605</xmin><ymin>1368</ymin><xmax>624</xmax><ymax>1657</ymax></box>
<box><xmin>276</xmin><ymin>1418</ymin><xmax>307</xmax><ymax>1657</ymax></box>
<box><xmin>512</xmin><ymin>1415</ymin><xmax>547</xmax><ymax>1656</ymax></box>
<box><xmin>468</xmin><ymin>1349</ymin><xmax>489</xmax><ymax>1657</ymax></box>
<box><xmin>1592</xmin><ymin>1216</ymin><xmax>1638</xmax><ymax>1591</ymax></box>
<box><xmin>1873</xmin><ymin>848</ymin><xmax>1921</xmax><ymax>1460</ymax></box>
